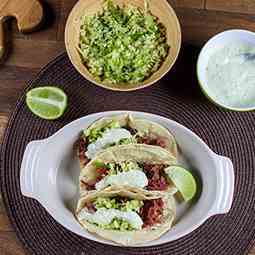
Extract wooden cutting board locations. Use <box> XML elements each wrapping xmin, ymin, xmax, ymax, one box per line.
<box><xmin>0</xmin><ymin>0</ymin><xmax>43</xmax><ymax>60</ymax></box>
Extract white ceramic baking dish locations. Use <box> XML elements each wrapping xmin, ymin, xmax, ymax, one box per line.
<box><xmin>20</xmin><ymin>111</ymin><xmax>234</xmax><ymax>247</ymax></box>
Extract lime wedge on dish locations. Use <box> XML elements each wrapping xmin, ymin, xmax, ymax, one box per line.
<box><xmin>26</xmin><ymin>86</ymin><xmax>67</xmax><ymax>120</ymax></box>
<box><xmin>165</xmin><ymin>166</ymin><xmax>197</xmax><ymax>202</ymax></box>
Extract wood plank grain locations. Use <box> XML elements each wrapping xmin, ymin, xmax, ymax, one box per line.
<box><xmin>0</xmin><ymin>194</ymin><xmax>12</xmax><ymax>232</ymax></box>
<box><xmin>5</xmin><ymin>38</ymin><xmax>65</xmax><ymax>68</ymax></box>
<box><xmin>57</xmin><ymin>0</ymin><xmax>78</xmax><ymax>41</ymax></box>
<box><xmin>250</xmin><ymin>246</ymin><xmax>255</xmax><ymax>254</ymax></box>
<box><xmin>0</xmin><ymin>231</ymin><xmax>27</xmax><ymax>255</ymax></box>
<box><xmin>57</xmin><ymin>0</ymin><xmax>205</xmax><ymax>42</ymax></box>
<box><xmin>0</xmin><ymin>212</ymin><xmax>12</xmax><ymax>232</ymax></box>
<box><xmin>206</xmin><ymin>0</ymin><xmax>255</xmax><ymax>14</ymax></box>
<box><xmin>0</xmin><ymin>1</ymin><xmax>255</xmax><ymax>255</ymax></box>
<box><xmin>0</xmin><ymin>66</ymin><xmax>39</xmax><ymax>114</ymax></box>
<box><xmin>0</xmin><ymin>114</ymin><xmax>8</xmax><ymax>142</ymax></box>
<box><xmin>175</xmin><ymin>8</ymin><xmax>255</xmax><ymax>46</ymax></box>
<box><xmin>168</xmin><ymin>0</ymin><xmax>205</xmax><ymax>9</ymax></box>
<box><xmin>0</xmin><ymin>20</ymin><xmax>4</xmax><ymax>60</ymax></box>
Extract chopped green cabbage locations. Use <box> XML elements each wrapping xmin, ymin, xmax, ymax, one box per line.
<box><xmin>106</xmin><ymin>161</ymin><xmax>142</xmax><ymax>175</ymax></box>
<box><xmin>94</xmin><ymin>197</ymin><xmax>143</xmax><ymax>212</ymax></box>
<box><xmin>122</xmin><ymin>199</ymin><xmax>143</xmax><ymax>212</ymax></box>
<box><xmin>106</xmin><ymin>162</ymin><xmax>118</xmax><ymax>175</ymax></box>
<box><xmin>85</xmin><ymin>120</ymin><xmax>121</xmax><ymax>143</ymax></box>
<box><xmin>78</xmin><ymin>0</ymin><xmax>169</xmax><ymax>84</ymax></box>
<box><xmin>91</xmin><ymin>197</ymin><xmax>143</xmax><ymax>230</ymax></box>
<box><xmin>98</xmin><ymin>218</ymin><xmax>134</xmax><ymax>231</ymax></box>
<box><xmin>94</xmin><ymin>197</ymin><xmax>120</xmax><ymax>209</ymax></box>
<box><xmin>118</xmin><ymin>138</ymin><xmax>134</xmax><ymax>145</ymax></box>
<box><xmin>93</xmin><ymin>160</ymin><xmax>106</xmax><ymax>168</ymax></box>
<box><xmin>111</xmin><ymin>137</ymin><xmax>136</xmax><ymax>147</ymax></box>
<box><xmin>120</xmin><ymin>161</ymin><xmax>141</xmax><ymax>171</ymax></box>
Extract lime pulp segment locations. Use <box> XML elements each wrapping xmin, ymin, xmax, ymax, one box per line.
<box><xmin>165</xmin><ymin>165</ymin><xmax>197</xmax><ymax>202</ymax></box>
<box><xmin>26</xmin><ymin>86</ymin><xmax>67</xmax><ymax>120</ymax></box>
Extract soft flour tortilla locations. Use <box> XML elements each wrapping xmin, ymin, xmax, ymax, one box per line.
<box><xmin>77</xmin><ymin>114</ymin><xmax>178</xmax><ymax>168</ymax></box>
<box><xmin>79</xmin><ymin>144</ymin><xmax>177</xmax><ymax>194</ymax></box>
<box><xmin>76</xmin><ymin>186</ymin><xmax>176</xmax><ymax>246</ymax></box>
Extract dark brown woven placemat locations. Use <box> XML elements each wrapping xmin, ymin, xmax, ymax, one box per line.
<box><xmin>1</xmin><ymin>47</ymin><xmax>255</xmax><ymax>255</ymax></box>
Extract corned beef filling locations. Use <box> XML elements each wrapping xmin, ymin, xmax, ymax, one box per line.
<box><xmin>80</xmin><ymin>180</ymin><xmax>95</xmax><ymax>191</ymax></box>
<box><xmin>85</xmin><ymin>202</ymin><xmax>96</xmax><ymax>213</ymax></box>
<box><xmin>143</xmin><ymin>164</ymin><xmax>168</xmax><ymax>191</ymax></box>
<box><xmin>85</xmin><ymin>197</ymin><xmax>164</xmax><ymax>228</ymax></box>
<box><xmin>140</xmin><ymin>198</ymin><xmax>164</xmax><ymax>227</ymax></box>
<box><xmin>82</xmin><ymin>164</ymin><xmax>168</xmax><ymax>191</ymax></box>
<box><xmin>96</xmin><ymin>167</ymin><xmax>109</xmax><ymax>181</ymax></box>
<box><xmin>81</xmin><ymin>166</ymin><xmax>109</xmax><ymax>190</ymax></box>
<box><xmin>78</xmin><ymin>130</ymin><xmax>166</xmax><ymax>168</ymax></box>
<box><xmin>137</xmin><ymin>136</ymin><xmax>166</xmax><ymax>148</ymax></box>
<box><xmin>78</xmin><ymin>138</ymin><xmax>89</xmax><ymax>167</ymax></box>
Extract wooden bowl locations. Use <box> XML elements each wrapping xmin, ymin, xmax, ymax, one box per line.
<box><xmin>65</xmin><ymin>0</ymin><xmax>181</xmax><ymax>91</ymax></box>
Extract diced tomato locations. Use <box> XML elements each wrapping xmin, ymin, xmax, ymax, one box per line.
<box><xmin>97</xmin><ymin>167</ymin><xmax>108</xmax><ymax>175</ymax></box>
<box><xmin>140</xmin><ymin>199</ymin><xmax>164</xmax><ymax>227</ymax></box>
<box><xmin>96</xmin><ymin>167</ymin><xmax>109</xmax><ymax>182</ymax></box>
<box><xmin>97</xmin><ymin>167</ymin><xmax>108</xmax><ymax>178</ymax></box>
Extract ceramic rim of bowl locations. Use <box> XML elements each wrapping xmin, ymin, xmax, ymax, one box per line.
<box><xmin>197</xmin><ymin>29</ymin><xmax>255</xmax><ymax>112</ymax></box>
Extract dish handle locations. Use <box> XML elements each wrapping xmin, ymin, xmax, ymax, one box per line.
<box><xmin>211</xmin><ymin>155</ymin><xmax>235</xmax><ymax>215</ymax></box>
<box><xmin>20</xmin><ymin>140</ymin><xmax>44</xmax><ymax>199</ymax></box>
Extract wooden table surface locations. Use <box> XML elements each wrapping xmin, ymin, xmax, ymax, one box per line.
<box><xmin>0</xmin><ymin>0</ymin><xmax>255</xmax><ymax>254</ymax></box>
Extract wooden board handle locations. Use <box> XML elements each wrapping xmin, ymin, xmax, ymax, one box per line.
<box><xmin>0</xmin><ymin>0</ymin><xmax>44</xmax><ymax>62</ymax></box>
<box><xmin>0</xmin><ymin>19</ymin><xmax>4</xmax><ymax>60</ymax></box>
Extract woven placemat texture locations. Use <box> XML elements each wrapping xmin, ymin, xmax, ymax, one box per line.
<box><xmin>1</xmin><ymin>49</ymin><xmax>255</xmax><ymax>255</ymax></box>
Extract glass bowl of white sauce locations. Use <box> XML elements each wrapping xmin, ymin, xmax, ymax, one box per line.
<box><xmin>197</xmin><ymin>29</ymin><xmax>255</xmax><ymax>111</ymax></box>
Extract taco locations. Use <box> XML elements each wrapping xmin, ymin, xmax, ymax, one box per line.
<box><xmin>77</xmin><ymin>114</ymin><xmax>177</xmax><ymax>168</ymax></box>
<box><xmin>76</xmin><ymin>186</ymin><xmax>176</xmax><ymax>246</ymax></box>
<box><xmin>79</xmin><ymin>144</ymin><xmax>177</xmax><ymax>194</ymax></box>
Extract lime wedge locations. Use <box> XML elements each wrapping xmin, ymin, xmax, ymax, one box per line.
<box><xmin>26</xmin><ymin>86</ymin><xmax>67</xmax><ymax>120</ymax></box>
<box><xmin>165</xmin><ymin>166</ymin><xmax>197</xmax><ymax>202</ymax></box>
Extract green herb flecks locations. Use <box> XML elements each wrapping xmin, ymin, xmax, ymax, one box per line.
<box><xmin>78</xmin><ymin>0</ymin><xmax>169</xmax><ymax>84</ymax></box>
<box><xmin>85</xmin><ymin>120</ymin><xmax>120</xmax><ymax>143</ymax></box>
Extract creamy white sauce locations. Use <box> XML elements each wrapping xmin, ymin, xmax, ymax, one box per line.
<box><xmin>86</xmin><ymin>128</ymin><xmax>132</xmax><ymax>159</ymax></box>
<box><xmin>95</xmin><ymin>170</ymin><xmax>148</xmax><ymax>190</ymax></box>
<box><xmin>77</xmin><ymin>208</ymin><xmax>143</xmax><ymax>230</ymax></box>
<box><xmin>205</xmin><ymin>42</ymin><xmax>255</xmax><ymax>108</ymax></box>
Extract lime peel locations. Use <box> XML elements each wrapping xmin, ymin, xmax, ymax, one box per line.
<box><xmin>26</xmin><ymin>86</ymin><xmax>68</xmax><ymax>120</ymax></box>
<box><xmin>165</xmin><ymin>165</ymin><xmax>197</xmax><ymax>202</ymax></box>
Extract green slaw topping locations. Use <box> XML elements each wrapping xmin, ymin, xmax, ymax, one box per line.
<box><xmin>85</xmin><ymin>120</ymin><xmax>120</xmax><ymax>143</ymax></box>
<box><xmin>78</xmin><ymin>0</ymin><xmax>169</xmax><ymax>84</ymax></box>
<box><xmin>106</xmin><ymin>161</ymin><xmax>142</xmax><ymax>175</ymax></box>
<box><xmin>94</xmin><ymin>197</ymin><xmax>143</xmax><ymax>212</ymax></box>
<box><xmin>92</xmin><ymin>197</ymin><xmax>144</xmax><ymax>230</ymax></box>
<box><xmin>97</xmin><ymin>218</ymin><xmax>134</xmax><ymax>231</ymax></box>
